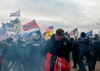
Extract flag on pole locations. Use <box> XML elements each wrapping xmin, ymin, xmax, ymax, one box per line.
<box><xmin>69</xmin><ymin>28</ymin><xmax>78</xmax><ymax>40</ymax></box>
<box><xmin>22</xmin><ymin>20</ymin><xmax>39</xmax><ymax>31</ymax></box>
<box><xmin>45</xmin><ymin>26</ymin><xmax>54</xmax><ymax>32</ymax></box>
<box><xmin>69</xmin><ymin>28</ymin><xmax>78</xmax><ymax>36</ymax></box>
<box><xmin>9</xmin><ymin>10</ymin><xmax>21</xmax><ymax>17</ymax></box>
<box><xmin>73</xmin><ymin>28</ymin><xmax>78</xmax><ymax>37</ymax></box>
<box><xmin>32</xmin><ymin>29</ymin><xmax>42</xmax><ymax>39</ymax></box>
<box><xmin>45</xmin><ymin>26</ymin><xmax>54</xmax><ymax>40</ymax></box>
<box><xmin>86</xmin><ymin>31</ymin><xmax>93</xmax><ymax>37</ymax></box>
<box><xmin>45</xmin><ymin>31</ymin><xmax>53</xmax><ymax>40</ymax></box>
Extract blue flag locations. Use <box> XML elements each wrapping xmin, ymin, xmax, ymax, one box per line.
<box><xmin>86</xmin><ymin>31</ymin><xmax>93</xmax><ymax>37</ymax></box>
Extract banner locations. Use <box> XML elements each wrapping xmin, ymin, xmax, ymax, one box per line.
<box><xmin>22</xmin><ymin>20</ymin><xmax>39</xmax><ymax>31</ymax></box>
<box><xmin>4</xmin><ymin>18</ymin><xmax>21</xmax><ymax>33</ymax></box>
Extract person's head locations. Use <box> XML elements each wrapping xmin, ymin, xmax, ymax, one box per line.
<box><xmin>70</xmin><ymin>37</ymin><xmax>74</xmax><ymax>42</ymax></box>
<box><xmin>93</xmin><ymin>34</ymin><xmax>99</xmax><ymax>40</ymax></box>
<box><xmin>55</xmin><ymin>28</ymin><xmax>65</xmax><ymax>41</ymax></box>
<box><xmin>6</xmin><ymin>37</ymin><xmax>13</xmax><ymax>43</ymax></box>
<box><xmin>80</xmin><ymin>32</ymin><xmax>86</xmax><ymax>38</ymax></box>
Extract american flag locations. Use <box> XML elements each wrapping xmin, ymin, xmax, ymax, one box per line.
<box><xmin>45</xmin><ymin>26</ymin><xmax>54</xmax><ymax>32</ymax></box>
<box><xmin>10</xmin><ymin>10</ymin><xmax>21</xmax><ymax>17</ymax></box>
<box><xmin>73</xmin><ymin>28</ymin><xmax>78</xmax><ymax>37</ymax></box>
<box><xmin>69</xmin><ymin>28</ymin><xmax>78</xmax><ymax>37</ymax></box>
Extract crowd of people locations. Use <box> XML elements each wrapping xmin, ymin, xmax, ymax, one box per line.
<box><xmin>0</xmin><ymin>28</ymin><xmax>100</xmax><ymax>71</ymax></box>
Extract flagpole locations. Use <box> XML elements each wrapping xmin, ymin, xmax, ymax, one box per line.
<box><xmin>73</xmin><ymin>32</ymin><xmax>77</xmax><ymax>40</ymax></box>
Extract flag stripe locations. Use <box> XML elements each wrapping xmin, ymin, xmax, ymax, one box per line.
<box><xmin>45</xmin><ymin>26</ymin><xmax>54</xmax><ymax>32</ymax></box>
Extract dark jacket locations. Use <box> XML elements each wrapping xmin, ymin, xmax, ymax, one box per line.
<box><xmin>93</xmin><ymin>39</ymin><xmax>100</xmax><ymax>57</ymax></box>
<box><xmin>43</xmin><ymin>34</ymin><xmax>73</xmax><ymax>61</ymax></box>
<box><xmin>77</xmin><ymin>37</ymin><xmax>94</xmax><ymax>56</ymax></box>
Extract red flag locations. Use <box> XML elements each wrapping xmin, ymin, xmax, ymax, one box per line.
<box><xmin>22</xmin><ymin>20</ymin><xmax>39</xmax><ymax>31</ymax></box>
<box><xmin>45</xmin><ymin>53</ymin><xmax>71</xmax><ymax>71</ymax></box>
<box><xmin>45</xmin><ymin>53</ymin><xmax>52</xmax><ymax>71</ymax></box>
<box><xmin>54</xmin><ymin>57</ymin><xmax>71</xmax><ymax>71</ymax></box>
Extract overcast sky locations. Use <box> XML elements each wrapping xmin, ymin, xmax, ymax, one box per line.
<box><xmin>0</xmin><ymin>0</ymin><xmax>100</xmax><ymax>33</ymax></box>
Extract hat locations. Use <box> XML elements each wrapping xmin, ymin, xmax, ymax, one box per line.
<box><xmin>56</xmin><ymin>28</ymin><xmax>65</xmax><ymax>37</ymax></box>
